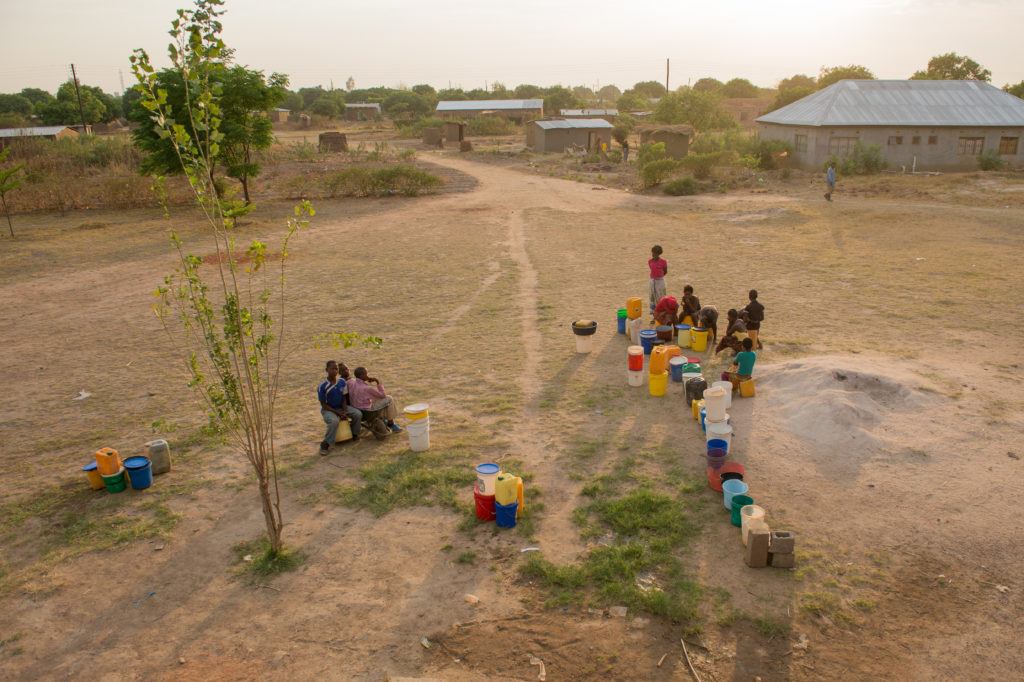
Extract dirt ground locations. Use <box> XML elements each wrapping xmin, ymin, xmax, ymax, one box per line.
<box><xmin>1</xmin><ymin>147</ymin><xmax>1023</xmax><ymax>681</ymax></box>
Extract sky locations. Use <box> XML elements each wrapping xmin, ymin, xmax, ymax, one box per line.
<box><xmin>2</xmin><ymin>0</ymin><xmax>1023</xmax><ymax>95</ymax></box>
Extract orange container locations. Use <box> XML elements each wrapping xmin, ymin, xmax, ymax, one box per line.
<box><xmin>94</xmin><ymin>447</ymin><xmax>122</xmax><ymax>476</ymax></box>
<box><xmin>649</xmin><ymin>345</ymin><xmax>671</xmax><ymax>375</ymax></box>
<box><xmin>626</xmin><ymin>297</ymin><xmax>642</xmax><ymax>320</ymax></box>
<box><xmin>664</xmin><ymin>345</ymin><xmax>682</xmax><ymax>360</ymax></box>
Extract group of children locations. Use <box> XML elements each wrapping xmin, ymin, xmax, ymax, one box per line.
<box><xmin>648</xmin><ymin>245</ymin><xmax>763</xmax><ymax>390</ymax></box>
<box><xmin>316</xmin><ymin>360</ymin><xmax>402</xmax><ymax>456</ymax></box>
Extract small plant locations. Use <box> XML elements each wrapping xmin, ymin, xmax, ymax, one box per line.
<box><xmin>233</xmin><ymin>537</ymin><xmax>305</xmax><ymax>580</ymax></box>
<box><xmin>637</xmin><ymin>141</ymin><xmax>666</xmax><ymax>167</ymax></box>
<box><xmin>977</xmin><ymin>149</ymin><xmax>1005</xmax><ymax>171</ymax></box>
<box><xmin>456</xmin><ymin>551</ymin><xmax>477</xmax><ymax>565</ymax></box>
<box><xmin>639</xmin><ymin>158</ymin><xmax>680</xmax><ymax>188</ymax></box>
<box><xmin>606</xmin><ymin>149</ymin><xmax>622</xmax><ymax>163</ymax></box>
<box><xmin>0</xmin><ymin>148</ymin><xmax>25</xmax><ymax>237</ymax></box>
<box><xmin>680</xmin><ymin>151</ymin><xmax>722</xmax><ymax>179</ymax></box>
<box><xmin>663</xmin><ymin>176</ymin><xmax>699</xmax><ymax>196</ymax></box>
<box><xmin>466</xmin><ymin>116</ymin><xmax>516</xmax><ymax>136</ymax></box>
<box><xmin>825</xmin><ymin>142</ymin><xmax>886</xmax><ymax>175</ymax></box>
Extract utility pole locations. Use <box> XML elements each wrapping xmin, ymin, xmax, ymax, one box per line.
<box><xmin>70</xmin><ymin>64</ymin><xmax>88</xmax><ymax>133</ymax></box>
<box><xmin>665</xmin><ymin>58</ymin><xmax>670</xmax><ymax>93</ymax></box>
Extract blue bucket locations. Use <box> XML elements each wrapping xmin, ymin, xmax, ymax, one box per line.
<box><xmin>616</xmin><ymin>310</ymin><xmax>627</xmax><ymax>334</ymax></box>
<box><xmin>123</xmin><ymin>456</ymin><xmax>153</xmax><ymax>490</ymax></box>
<box><xmin>495</xmin><ymin>501</ymin><xmax>518</xmax><ymax>528</ymax></box>
<box><xmin>669</xmin><ymin>357</ymin><xmax>685</xmax><ymax>382</ymax></box>
<box><xmin>639</xmin><ymin>329</ymin><xmax>658</xmax><ymax>354</ymax></box>
<box><xmin>700</xmin><ymin>408</ymin><xmax>707</xmax><ymax>432</ymax></box>
<box><xmin>707</xmin><ymin>438</ymin><xmax>729</xmax><ymax>454</ymax></box>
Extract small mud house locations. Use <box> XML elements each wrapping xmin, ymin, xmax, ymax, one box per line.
<box><xmin>638</xmin><ymin>125</ymin><xmax>693</xmax><ymax>159</ymax></box>
<box><xmin>560</xmin><ymin>108</ymin><xmax>618</xmax><ymax>123</ymax></box>
<box><xmin>443</xmin><ymin>121</ymin><xmax>465</xmax><ymax>146</ymax></box>
<box><xmin>436</xmin><ymin>99</ymin><xmax>543</xmax><ymax>123</ymax></box>
<box><xmin>318</xmin><ymin>131</ymin><xmax>348</xmax><ymax>152</ymax></box>
<box><xmin>344</xmin><ymin>103</ymin><xmax>382</xmax><ymax>121</ymax></box>
<box><xmin>268</xmin><ymin>108</ymin><xmax>290</xmax><ymax>123</ymax></box>
<box><xmin>757</xmin><ymin>80</ymin><xmax>1024</xmax><ymax>171</ymax></box>
<box><xmin>0</xmin><ymin>126</ymin><xmax>78</xmax><ymax>150</ymax></box>
<box><xmin>528</xmin><ymin>118</ymin><xmax>614</xmax><ymax>153</ymax></box>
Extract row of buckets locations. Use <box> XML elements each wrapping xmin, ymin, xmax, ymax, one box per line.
<box><xmin>82</xmin><ymin>440</ymin><xmax>171</xmax><ymax>493</ymax></box>
<box><xmin>617</xmin><ymin>306</ymin><xmax>710</xmax><ymax>353</ymax></box>
<box><xmin>472</xmin><ymin>463</ymin><xmax>525</xmax><ymax>529</ymax></box>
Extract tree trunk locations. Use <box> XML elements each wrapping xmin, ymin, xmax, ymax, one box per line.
<box><xmin>240</xmin><ymin>175</ymin><xmax>251</xmax><ymax>205</ymax></box>
<box><xmin>1</xmin><ymin>192</ymin><xmax>13</xmax><ymax>237</ymax></box>
<box><xmin>258</xmin><ymin>472</ymin><xmax>283</xmax><ymax>553</ymax></box>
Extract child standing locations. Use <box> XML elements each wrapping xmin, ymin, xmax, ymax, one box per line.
<box><xmin>648</xmin><ymin>245</ymin><xmax>668</xmax><ymax>316</ymax></box>
<box><xmin>743</xmin><ymin>289</ymin><xmax>765</xmax><ymax>350</ymax></box>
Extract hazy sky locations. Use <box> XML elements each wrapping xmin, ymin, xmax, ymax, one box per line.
<box><xmin>2</xmin><ymin>0</ymin><xmax>1022</xmax><ymax>94</ymax></box>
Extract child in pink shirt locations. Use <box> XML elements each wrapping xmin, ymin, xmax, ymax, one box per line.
<box><xmin>648</xmin><ymin>245</ymin><xmax>668</xmax><ymax>315</ymax></box>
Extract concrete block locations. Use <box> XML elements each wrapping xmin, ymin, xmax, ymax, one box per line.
<box><xmin>769</xmin><ymin>530</ymin><xmax>795</xmax><ymax>554</ymax></box>
<box><xmin>744</xmin><ymin>528</ymin><xmax>769</xmax><ymax>568</ymax></box>
<box><xmin>769</xmin><ymin>551</ymin><xmax>796</xmax><ymax>568</ymax></box>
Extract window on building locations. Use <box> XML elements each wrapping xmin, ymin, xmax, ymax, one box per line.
<box><xmin>888</xmin><ymin>136</ymin><xmax>903</xmax><ymax>146</ymax></box>
<box><xmin>828</xmin><ymin>137</ymin><xmax>858</xmax><ymax>155</ymax></box>
<box><xmin>911</xmin><ymin>136</ymin><xmax>921</xmax><ymax>145</ymax></box>
<box><xmin>928</xmin><ymin>136</ymin><xmax>938</xmax><ymax>145</ymax></box>
<box><xmin>999</xmin><ymin>137</ymin><xmax>1019</xmax><ymax>155</ymax></box>
<box><xmin>957</xmin><ymin>137</ymin><xmax>985</xmax><ymax>155</ymax></box>
<box><xmin>794</xmin><ymin>134</ymin><xmax>808</xmax><ymax>152</ymax></box>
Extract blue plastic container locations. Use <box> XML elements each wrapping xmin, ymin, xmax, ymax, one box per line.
<box><xmin>700</xmin><ymin>408</ymin><xmax>707</xmax><ymax>432</ymax></box>
<box><xmin>123</xmin><ymin>455</ymin><xmax>153</xmax><ymax>490</ymax></box>
<box><xmin>639</xmin><ymin>329</ymin><xmax>658</xmax><ymax>354</ymax></box>
<box><xmin>707</xmin><ymin>438</ymin><xmax>729</xmax><ymax>454</ymax></box>
<box><xmin>722</xmin><ymin>478</ymin><xmax>750</xmax><ymax>511</ymax></box>
<box><xmin>616</xmin><ymin>310</ymin><xmax>627</xmax><ymax>334</ymax></box>
<box><xmin>670</xmin><ymin>358</ymin><xmax>685</xmax><ymax>382</ymax></box>
<box><xmin>495</xmin><ymin>500</ymin><xmax>518</xmax><ymax>528</ymax></box>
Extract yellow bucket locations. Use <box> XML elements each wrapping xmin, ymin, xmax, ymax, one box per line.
<box><xmin>403</xmin><ymin>403</ymin><xmax>430</xmax><ymax>421</ymax></box>
<box><xmin>649</xmin><ymin>371</ymin><xmax>668</xmax><ymax>397</ymax></box>
<box><xmin>740</xmin><ymin>379</ymin><xmax>756</xmax><ymax>398</ymax></box>
<box><xmin>692</xmin><ymin>398</ymin><xmax>704</xmax><ymax>421</ymax></box>
<box><xmin>82</xmin><ymin>462</ymin><xmax>105</xmax><ymax>490</ymax></box>
<box><xmin>690</xmin><ymin>329</ymin><xmax>709</xmax><ymax>353</ymax></box>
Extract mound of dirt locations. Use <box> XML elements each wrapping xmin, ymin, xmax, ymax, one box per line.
<box><xmin>758</xmin><ymin>356</ymin><xmax>933</xmax><ymax>449</ymax></box>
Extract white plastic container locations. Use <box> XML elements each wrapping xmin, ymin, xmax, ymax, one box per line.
<box><xmin>706</xmin><ymin>421</ymin><xmax>733</xmax><ymax>449</ymax></box>
<box><xmin>627</xmin><ymin>318</ymin><xmax>643</xmax><ymax>345</ymax></box>
<box><xmin>741</xmin><ymin>505</ymin><xmax>767</xmax><ymax>546</ymax></box>
<box><xmin>145</xmin><ymin>439</ymin><xmax>171</xmax><ymax>475</ymax></box>
<box><xmin>475</xmin><ymin>463</ymin><xmax>500</xmax><ymax>494</ymax></box>
<box><xmin>407</xmin><ymin>419</ymin><xmax>430</xmax><ymax>452</ymax></box>
<box><xmin>703</xmin><ymin>386</ymin><xmax>728</xmax><ymax>422</ymax></box>
<box><xmin>575</xmin><ymin>334</ymin><xmax>595</xmax><ymax>353</ymax></box>
<box><xmin>627</xmin><ymin>369</ymin><xmax>645</xmax><ymax>387</ymax></box>
<box><xmin>712</xmin><ymin>381</ymin><xmax>733</xmax><ymax>408</ymax></box>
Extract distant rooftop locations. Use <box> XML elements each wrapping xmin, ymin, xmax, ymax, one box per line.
<box><xmin>346</xmin><ymin>102</ymin><xmax>381</xmax><ymax>110</ymax></box>
<box><xmin>534</xmin><ymin>118</ymin><xmax>614</xmax><ymax>130</ymax></box>
<box><xmin>757</xmin><ymin>80</ymin><xmax>1024</xmax><ymax>127</ymax></box>
<box><xmin>560</xmin><ymin>108</ymin><xmax>618</xmax><ymax>116</ymax></box>
<box><xmin>436</xmin><ymin>99</ymin><xmax>543</xmax><ymax>112</ymax></box>
<box><xmin>0</xmin><ymin>126</ymin><xmax>74</xmax><ymax>138</ymax></box>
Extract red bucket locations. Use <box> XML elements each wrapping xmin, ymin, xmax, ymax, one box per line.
<box><xmin>627</xmin><ymin>354</ymin><xmax>644</xmax><ymax>371</ymax></box>
<box><xmin>474</xmin><ymin>489</ymin><xmax>496</xmax><ymax>521</ymax></box>
<box><xmin>708</xmin><ymin>462</ymin><xmax>746</xmax><ymax>492</ymax></box>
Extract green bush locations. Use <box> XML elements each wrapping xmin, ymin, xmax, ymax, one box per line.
<box><xmin>977</xmin><ymin>149</ymin><xmax>1005</xmax><ymax>171</ymax></box>
<box><xmin>742</xmin><ymin>139</ymin><xmax>792</xmax><ymax>170</ymax></box>
<box><xmin>639</xmin><ymin>158</ymin><xmax>680</xmax><ymax>188</ymax></box>
<box><xmin>680</xmin><ymin>151</ymin><xmax>722</xmax><ymax>179</ymax></box>
<box><xmin>395</xmin><ymin>117</ymin><xmax>446</xmax><ymax>138</ymax></box>
<box><xmin>825</xmin><ymin>142</ymin><xmax>886</xmax><ymax>175</ymax></box>
<box><xmin>322</xmin><ymin>164</ymin><xmax>442</xmax><ymax>197</ymax></box>
<box><xmin>466</xmin><ymin>116</ymin><xmax>515</xmax><ymax>136</ymax></box>
<box><xmin>606</xmin><ymin>149</ymin><xmax>623</xmax><ymax>163</ymax></box>
<box><xmin>637</xmin><ymin>142</ymin><xmax>666</xmax><ymax>168</ymax></box>
<box><xmin>663</xmin><ymin>177</ymin><xmax>699</xmax><ymax>196</ymax></box>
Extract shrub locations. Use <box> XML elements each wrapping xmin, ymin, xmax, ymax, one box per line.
<box><xmin>639</xmin><ymin>158</ymin><xmax>680</xmax><ymax>188</ymax></box>
<box><xmin>374</xmin><ymin>165</ymin><xmax>443</xmax><ymax>196</ymax></box>
<box><xmin>742</xmin><ymin>139</ymin><xmax>792</xmax><ymax>170</ymax></box>
<box><xmin>322</xmin><ymin>164</ymin><xmax>442</xmax><ymax>197</ymax></box>
<box><xmin>637</xmin><ymin>142</ymin><xmax>666</xmax><ymax>168</ymax></box>
<box><xmin>663</xmin><ymin>176</ymin><xmax>699</xmax><ymax>196</ymax></box>
<box><xmin>825</xmin><ymin>142</ymin><xmax>886</xmax><ymax>175</ymax></box>
<box><xmin>680</xmin><ymin>151</ymin><xmax>722</xmax><ymax>179</ymax></box>
<box><xmin>395</xmin><ymin>117</ymin><xmax>446</xmax><ymax>138</ymax></box>
<box><xmin>977</xmin><ymin>149</ymin><xmax>1005</xmax><ymax>171</ymax></box>
<box><xmin>466</xmin><ymin>116</ymin><xmax>515</xmax><ymax>136</ymax></box>
<box><xmin>606</xmin><ymin>149</ymin><xmax>622</xmax><ymax>163</ymax></box>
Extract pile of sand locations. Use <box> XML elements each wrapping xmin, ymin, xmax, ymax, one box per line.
<box><xmin>758</xmin><ymin>356</ymin><xmax>932</xmax><ymax>450</ymax></box>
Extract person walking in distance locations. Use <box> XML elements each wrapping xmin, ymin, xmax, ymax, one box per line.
<box><xmin>825</xmin><ymin>163</ymin><xmax>837</xmax><ymax>201</ymax></box>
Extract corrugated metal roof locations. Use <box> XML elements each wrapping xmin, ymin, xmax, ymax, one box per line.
<box><xmin>0</xmin><ymin>126</ymin><xmax>74</xmax><ymax>138</ymax></box>
<box><xmin>436</xmin><ymin>99</ymin><xmax>543</xmax><ymax>112</ymax></box>
<box><xmin>757</xmin><ymin>80</ymin><xmax>1024</xmax><ymax>127</ymax></box>
<box><xmin>560</xmin><ymin>108</ymin><xmax>618</xmax><ymax>116</ymax></box>
<box><xmin>345</xmin><ymin>102</ymin><xmax>381</xmax><ymax>109</ymax></box>
<box><xmin>534</xmin><ymin>118</ymin><xmax>614</xmax><ymax>130</ymax></box>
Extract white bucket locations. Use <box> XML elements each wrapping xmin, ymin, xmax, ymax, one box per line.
<box><xmin>703</xmin><ymin>386</ymin><xmax>728</xmax><ymax>422</ymax></box>
<box><xmin>741</xmin><ymin>505</ymin><xmax>767</xmax><ymax>546</ymax></box>
<box><xmin>404</xmin><ymin>403</ymin><xmax>430</xmax><ymax>421</ymax></box>
<box><xmin>575</xmin><ymin>334</ymin><xmax>595</xmax><ymax>353</ymax></box>
<box><xmin>627</xmin><ymin>318</ymin><xmax>643</xmax><ymax>345</ymax></box>
<box><xmin>407</xmin><ymin>419</ymin><xmax>430</xmax><ymax>451</ymax></box>
<box><xmin>712</xmin><ymin>381</ymin><xmax>733</xmax><ymax>408</ymax></box>
<box><xmin>475</xmin><ymin>463</ymin><xmax>500</xmax><ymax>494</ymax></box>
<box><xmin>706</xmin><ymin>421</ymin><xmax>732</xmax><ymax>449</ymax></box>
<box><xmin>627</xmin><ymin>369</ymin><xmax>644</xmax><ymax>387</ymax></box>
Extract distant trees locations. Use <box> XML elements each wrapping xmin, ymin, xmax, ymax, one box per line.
<box><xmin>542</xmin><ymin>85</ymin><xmax>581</xmax><ymax>113</ymax></box>
<box><xmin>911</xmin><ymin>53</ymin><xmax>991</xmax><ymax>81</ymax></box>
<box><xmin>766</xmin><ymin>74</ymin><xmax>818</xmax><ymax>112</ymax></box>
<box><xmin>514</xmin><ymin>84</ymin><xmax>544</xmax><ymax>98</ymax></box>
<box><xmin>1006</xmin><ymin>82</ymin><xmax>1024</xmax><ymax>99</ymax></box>
<box><xmin>596</xmin><ymin>84</ymin><xmax>621</xmax><ymax>103</ymax></box>
<box><xmin>653</xmin><ymin>90</ymin><xmax>735</xmax><ymax>131</ymax></box>
<box><xmin>777</xmin><ymin>74</ymin><xmax>815</xmax><ymax>92</ymax></box>
<box><xmin>572</xmin><ymin>85</ymin><xmax>595</xmax><ymax>101</ymax></box>
<box><xmin>382</xmin><ymin>91</ymin><xmax>432</xmax><ymax>120</ymax></box>
<box><xmin>720</xmin><ymin>78</ymin><xmax>759</xmax><ymax>98</ymax></box>
<box><xmin>0</xmin><ymin>94</ymin><xmax>33</xmax><ymax>117</ymax></box>
<box><xmin>617</xmin><ymin>92</ymin><xmax>649</xmax><ymax>112</ymax></box>
<box><xmin>630</xmin><ymin>80</ymin><xmax>667</xmax><ymax>99</ymax></box>
<box><xmin>437</xmin><ymin>88</ymin><xmax>468</xmax><ymax>100</ymax></box>
<box><xmin>817</xmin><ymin>65</ymin><xmax>875</xmax><ymax>89</ymax></box>
<box><xmin>35</xmin><ymin>80</ymin><xmax>120</xmax><ymax>125</ymax></box>
<box><xmin>692</xmin><ymin>78</ymin><xmax>723</xmax><ymax>93</ymax></box>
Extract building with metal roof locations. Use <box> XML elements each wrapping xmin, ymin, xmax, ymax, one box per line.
<box><xmin>560</xmin><ymin>108</ymin><xmax>618</xmax><ymax>122</ymax></box>
<box><xmin>0</xmin><ymin>126</ymin><xmax>79</xmax><ymax>149</ymax></box>
<box><xmin>436</xmin><ymin>99</ymin><xmax>543</xmax><ymax>122</ymax></box>
<box><xmin>344</xmin><ymin>102</ymin><xmax>382</xmax><ymax>121</ymax></box>
<box><xmin>757</xmin><ymin>80</ymin><xmax>1024</xmax><ymax>171</ymax></box>
<box><xmin>528</xmin><ymin>118</ymin><xmax>614</xmax><ymax>152</ymax></box>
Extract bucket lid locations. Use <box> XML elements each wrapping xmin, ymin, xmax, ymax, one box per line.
<box><xmin>475</xmin><ymin>463</ymin><xmax>500</xmax><ymax>476</ymax></box>
<box><xmin>616</xmin><ymin>308</ymin><xmax>628</xmax><ymax>316</ymax></box>
<box><xmin>404</xmin><ymin>403</ymin><xmax>429</xmax><ymax>414</ymax></box>
<box><xmin>707</xmin><ymin>422</ymin><xmax>733</xmax><ymax>434</ymax></box>
<box><xmin>627</xmin><ymin>345</ymin><xmax>644</xmax><ymax>355</ymax></box>
<box><xmin>675</xmin><ymin>324</ymin><xmax>691</xmax><ymax>330</ymax></box>
<box><xmin>656</xmin><ymin>325</ymin><xmax>672</xmax><ymax>332</ymax></box>
<box><xmin>682</xmin><ymin>372</ymin><xmax>702</xmax><ymax>380</ymax></box>
<box><xmin>101</xmin><ymin>467</ymin><xmax>125</xmax><ymax>479</ymax></box>
<box><xmin>704</xmin><ymin>386</ymin><xmax>726</xmax><ymax>398</ymax></box>
<box><xmin>82</xmin><ymin>461</ymin><xmax>98</xmax><ymax>472</ymax></box>
<box><xmin>669</xmin><ymin>357</ymin><xmax>686</xmax><ymax>366</ymax></box>
<box><xmin>639</xmin><ymin>329</ymin><xmax>657</xmax><ymax>337</ymax></box>
<box><xmin>124</xmin><ymin>456</ymin><xmax>151</xmax><ymax>470</ymax></box>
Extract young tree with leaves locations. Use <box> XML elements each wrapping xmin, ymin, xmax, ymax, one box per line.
<box><xmin>817</xmin><ymin>65</ymin><xmax>875</xmax><ymax>89</ymax></box>
<box><xmin>911</xmin><ymin>53</ymin><xmax>991</xmax><ymax>81</ymax></box>
<box><xmin>0</xmin><ymin>148</ymin><xmax>25</xmax><ymax>237</ymax></box>
<box><xmin>131</xmin><ymin>0</ymin><xmax>376</xmax><ymax>557</ymax></box>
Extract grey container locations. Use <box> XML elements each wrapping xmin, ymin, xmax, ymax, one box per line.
<box><xmin>146</xmin><ymin>439</ymin><xmax>171</xmax><ymax>475</ymax></box>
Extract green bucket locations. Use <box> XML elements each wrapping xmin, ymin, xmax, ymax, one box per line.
<box><xmin>730</xmin><ymin>494</ymin><xmax>753</xmax><ymax>526</ymax></box>
<box><xmin>102</xmin><ymin>468</ymin><xmax>127</xmax><ymax>494</ymax></box>
<box><xmin>617</xmin><ymin>308</ymin><xmax>628</xmax><ymax>319</ymax></box>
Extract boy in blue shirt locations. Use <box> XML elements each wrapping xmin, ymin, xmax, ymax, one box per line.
<box><xmin>317</xmin><ymin>360</ymin><xmax>362</xmax><ymax>455</ymax></box>
<box><xmin>722</xmin><ymin>338</ymin><xmax>757</xmax><ymax>391</ymax></box>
